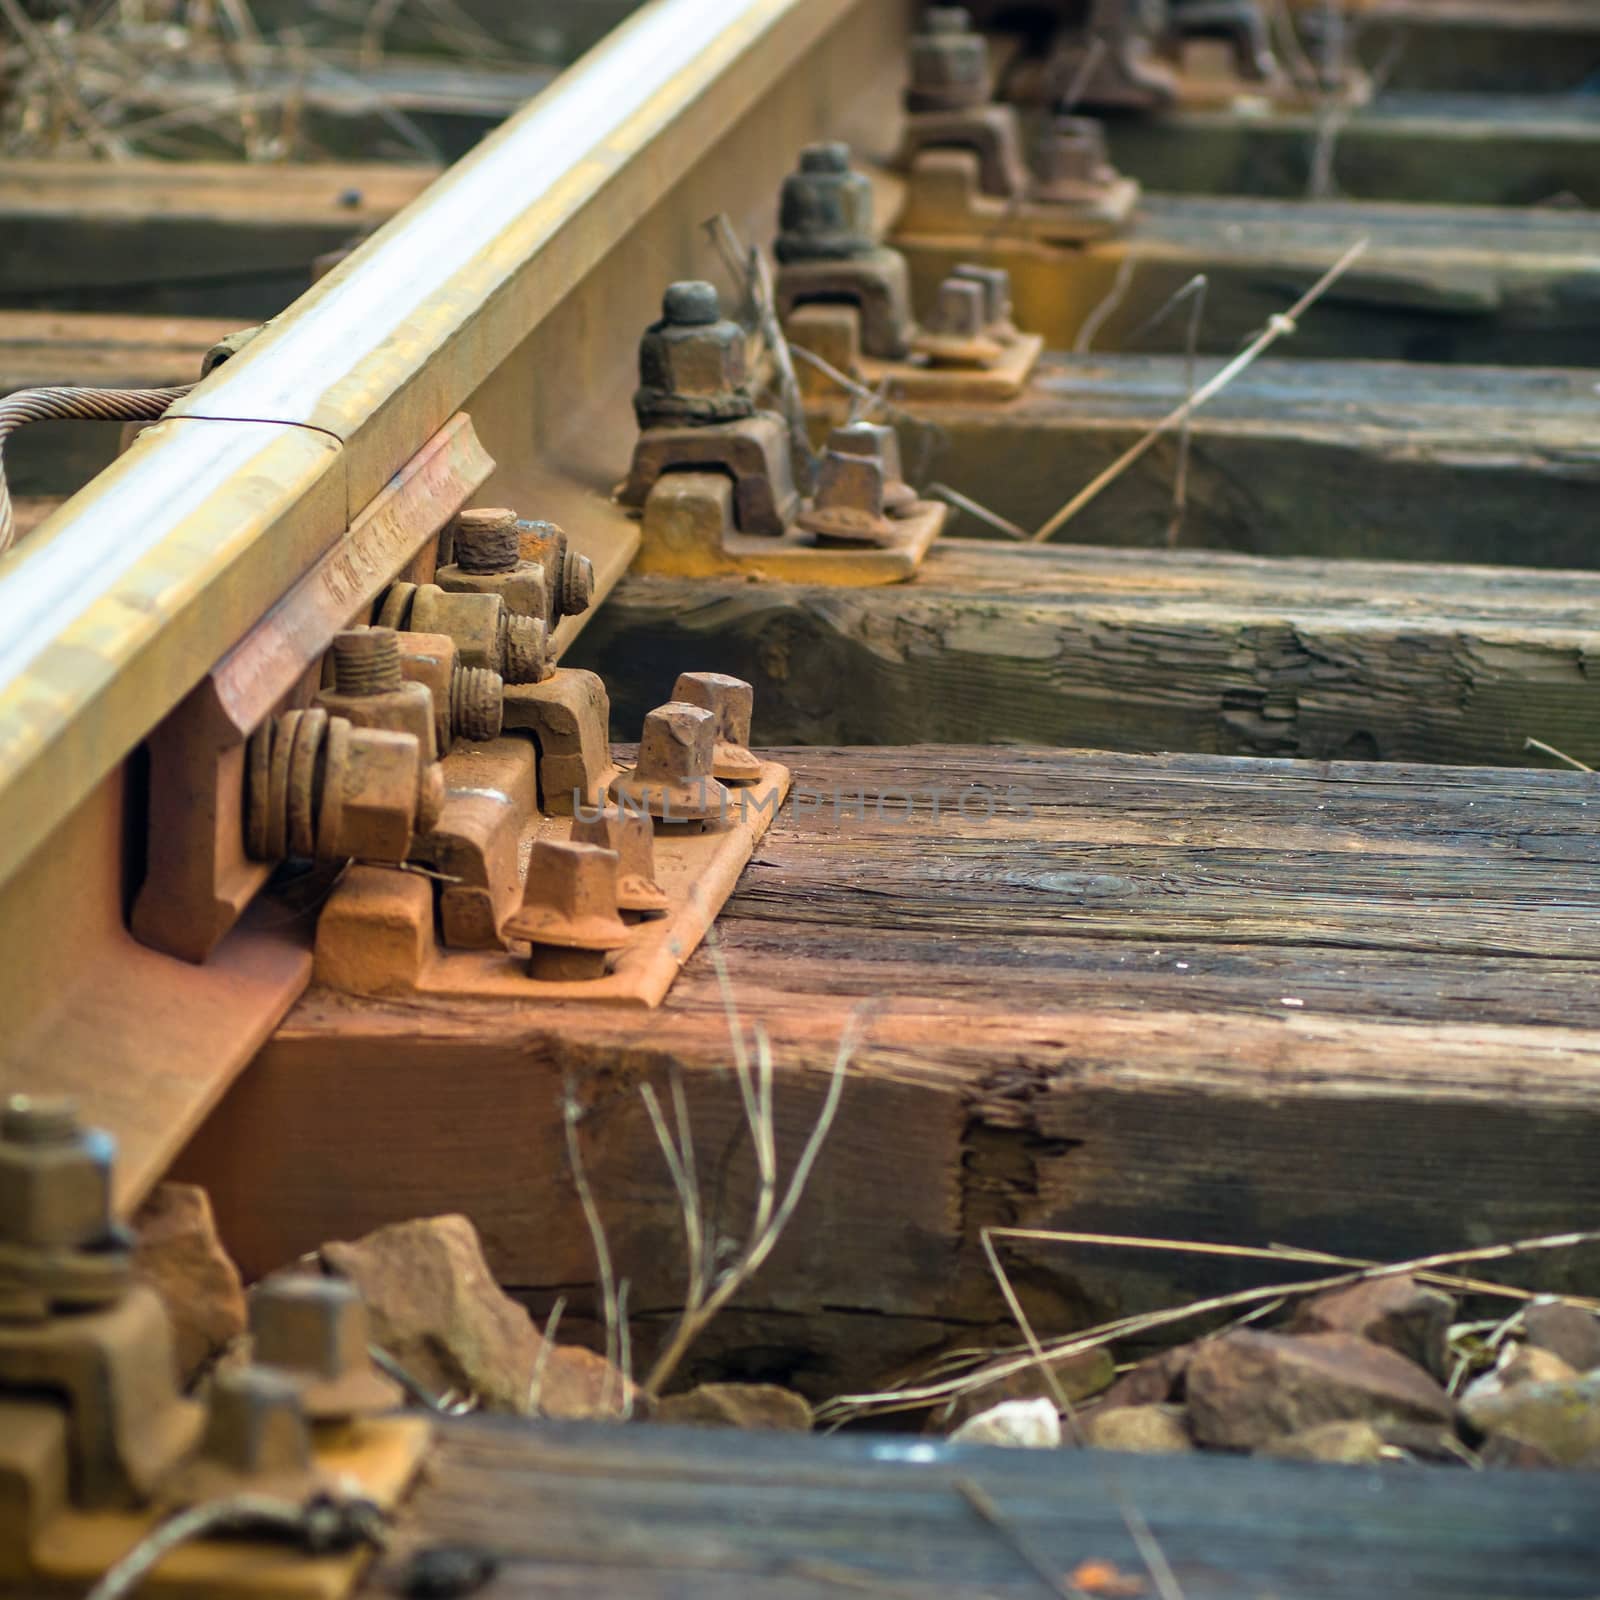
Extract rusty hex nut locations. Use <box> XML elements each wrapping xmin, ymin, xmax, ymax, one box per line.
<box><xmin>570</xmin><ymin>804</ymin><xmax>669</xmax><ymax>916</ymax></box>
<box><xmin>0</xmin><ymin>1096</ymin><xmax>116</xmax><ymax>1252</ymax></box>
<box><xmin>908</xmin><ymin>6</ymin><xmax>988</xmax><ymax>112</ymax></box>
<box><xmin>327</xmin><ymin>724</ymin><xmax>431</xmax><ymax>861</ymax></box>
<box><xmin>634</xmin><ymin>281</ymin><xmax>755</xmax><ymax>431</ymax></box>
<box><xmin>951</xmin><ymin>263</ymin><xmax>1014</xmax><ymax>328</ymax></box>
<box><xmin>1035</xmin><ymin>115</ymin><xmax>1115</xmax><ymax>188</ymax></box>
<box><xmin>776</xmin><ymin>143</ymin><xmax>877</xmax><ymax>263</ymax></box>
<box><xmin>505</xmin><ymin>839</ymin><xmax>632</xmax><ymax>952</ymax></box>
<box><xmin>167</xmin><ymin>1364</ymin><xmax>321</xmax><ymax>1501</ymax></box>
<box><xmin>318</xmin><ymin>628</ymin><xmax>439</xmax><ymax>764</ymax></box>
<box><xmin>671</xmin><ymin>671</ymin><xmax>761</xmax><ymax>785</ymax></box>
<box><xmin>252</xmin><ymin>1274</ymin><xmax>401</xmax><ymax>1420</ymax></box>
<box><xmin>829</xmin><ymin>421</ymin><xmax>917</xmax><ymax>513</ymax></box>
<box><xmin>607</xmin><ymin>701</ymin><xmax>730</xmax><ymax>822</ymax></box>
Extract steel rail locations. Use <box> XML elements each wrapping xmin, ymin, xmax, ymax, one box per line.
<box><xmin>0</xmin><ymin>0</ymin><xmax>909</xmax><ymax>1205</ymax></box>
<box><xmin>0</xmin><ymin>0</ymin><xmax>908</xmax><ymax>905</ymax></box>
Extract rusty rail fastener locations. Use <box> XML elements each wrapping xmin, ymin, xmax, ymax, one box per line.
<box><xmin>608</xmin><ymin>702</ymin><xmax>731</xmax><ymax>825</ymax></box>
<box><xmin>505</xmin><ymin>839</ymin><xmax>632</xmax><ymax>981</ymax></box>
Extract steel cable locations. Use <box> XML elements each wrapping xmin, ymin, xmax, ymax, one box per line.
<box><xmin>0</xmin><ymin>384</ymin><xmax>196</xmax><ymax>555</ymax></box>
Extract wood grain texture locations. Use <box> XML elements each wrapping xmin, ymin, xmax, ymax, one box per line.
<box><xmin>570</xmin><ymin>539</ymin><xmax>1600</xmax><ymax>766</ymax></box>
<box><xmin>174</xmin><ymin>746</ymin><xmax>1600</xmax><ymax>1395</ymax></box>
<box><xmin>895</xmin><ymin>194</ymin><xmax>1600</xmax><ymax>366</ymax></box>
<box><xmin>1105</xmin><ymin>94</ymin><xmax>1600</xmax><ymax>207</ymax></box>
<box><xmin>883</xmin><ymin>352</ymin><xmax>1600</xmax><ymax>564</ymax></box>
<box><xmin>358</xmin><ymin>1417</ymin><xmax>1600</xmax><ymax>1599</ymax></box>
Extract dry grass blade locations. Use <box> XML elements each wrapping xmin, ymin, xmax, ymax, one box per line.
<box><xmin>1525</xmin><ymin>737</ymin><xmax>1593</xmax><ymax>773</ymax></box>
<box><xmin>704</xmin><ymin>212</ymin><xmax>813</xmax><ymax>485</ymax></box>
<box><xmin>927</xmin><ymin>482</ymin><xmax>1029</xmax><ymax>541</ymax></box>
<box><xmin>643</xmin><ymin>939</ymin><xmax>868</xmax><ymax>1397</ymax></box>
<box><xmin>976</xmin><ymin>1231</ymin><xmax>1184</xmax><ymax>1600</ymax></box>
<box><xmin>954</xmin><ymin>1477</ymin><xmax>1079</xmax><ymax>1600</ymax></box>
<box><xmin>821</xmin><ymin>1223</ymin><xmax>1600</xmax><ymax>1423</ymax></box>
<box><xmin>0</xmin><ymin>0</ymin><xmax>131</xmax><ymax>159</ymax></box>
<box><xmin>525</xmin><ymin>1294</ymin><xmax>566</xmax><ymax>1416</ymax></box>
<box><xmin>1034</xmin><ymin>236</ymin><xmax>1370</xmax><ymax>542</ymax></box>
<box><xmin>1073</xmin><ymin>253</ymin><xmax>1140</xmax><ymax>357</ymax></box>
<box><xmin>562</xmin><ymin>1079</ymin><xmax>625</xmax><ymax>1418</ymax></box>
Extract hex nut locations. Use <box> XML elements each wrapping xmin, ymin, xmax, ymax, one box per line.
<box><xmin>634</xmin><ymin>281</ymin><xmax>755</xmax><ymax>431</ymax></box>
<box><xmin>251</xmin><ymin>1274</ymin><xmax>400</xmax><ymax>1420</ymax></box>
<box><xmin>328</xmin><ymin>725</ymin><xmax>427</xmax><ymax>861</ymax></box>
<box><xmin>776</xmin><ymin>143</ymin><xmax>877</xmax><ymax>263</ymax></box>
<box><xmin>317</xmin><ymin>628</ymin><xmax>439</xmax><ymax>764</ymax></box>
<box><xmin>909</xmin><ymin>5</ymin><xmax>988</xmax><ymax>111</ymax></box>
<box><xmin>0</xmin><ymin>1096</ymin><xmax>116</xmax><ymax>1252</ymax></box>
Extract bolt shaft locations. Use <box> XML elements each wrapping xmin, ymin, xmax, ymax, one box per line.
<box><xmin>332</xmin><ymin>628</ymin><xmax>402</xmax><ymax>695</ymax></box>
<box><xmin>2</xmin><ymin>1094</ymin><xmax>79</xmax><ymax>1145</ymax></box>
<box><xmin>453</xmin><ymin>508</ymin><xmax>520</xmax><ymax>573</ymax></box>
<box><xmin>452</xmin><ymin>664</ymin><xmax>504</xmax><ymax>740</ymax></box>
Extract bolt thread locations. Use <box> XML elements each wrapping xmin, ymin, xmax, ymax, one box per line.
<box><xmin>560</xmin><ymin>551</ymin><xmax>595</xmax><ymax>617</ymax></box>
<box><xmin>2</xmin><ymin>1095</ymin><xmax>79</xmax><ymax>1145</ymax></box>
<box><xmin>332</xmin><ymin>628</ymin><xmax>402</xmax><ymax>695</ymax></box>
<box><xmin>453</xmin><ymin>508</ymin><xmax>520</xmax><ymax>573</ymax></box>
<box><xmin>452</xmin><ymin>665</ymin><xmax>504</xmax><ymax>740</ymax></box>
<box><xmin>500</xmin><ymin>613</ymin><xmax>549</xmax><ymax>685</ymax></box>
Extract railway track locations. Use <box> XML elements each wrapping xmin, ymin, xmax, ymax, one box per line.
<box><xmin>3</xmin><ymin>0</ymin><xmax>1600</xmax><ymax>1594</ymax></box>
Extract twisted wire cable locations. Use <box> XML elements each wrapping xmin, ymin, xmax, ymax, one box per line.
<box><xmin>0</xmin><ymin>384</ymin><xmax>196</xmax><ymax>554</ymax></box>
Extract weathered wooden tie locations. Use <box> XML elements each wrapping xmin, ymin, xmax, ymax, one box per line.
<box><xmin>874</xmin><ymin>351</ymin><xmax>1600</xmax><ymax>564</ymax></box>
<box><xmin>1105</xmin><ymin>93</ymin><xmax>1600</xmax><ymax>208</ymax></box>
<box><xmin>894</xmin><ymin>194</ymin><xmax>1600</xmax><ymax>365</ymax></box>
<box><xmin>573</xmin><ymin>542</ymin><xmax>1600</xmax><ymax>766</ymax></box>
<box><xmin>0</xmin><ymin>159</ymin><xmax>437</xmax><ymax>317</ymax></box>
<box><xmin>361</xmin><ymin>1418</ymin><xmax>1600</xmax><ymax>1599</ymax></box>
<box><xmin>175</xmin><ymin>747</ymin><xmax>1600</xmax><ymax>1392</ymax></box>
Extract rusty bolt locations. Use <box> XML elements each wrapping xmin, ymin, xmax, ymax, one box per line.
<box><xmin>317</xmin><ymin>627</ymin><xmax>438</xmax><ymax>765</ymax></box>
<box><xmin>570</xmin><ymin>804</ymin><xmax>669</xmax><ymax>916</ymax></box>
<box><xmin>451</xmin><ymin>507</ymin><xmax>520</xmax><ymax>573</ymax></box>
<box><xmin>929</xmin><ymin>277</ymin><xmax>988</xmax><ymax>339</ymax></box>
<box><xmin>828</xmin><ymin>421</ymin><xmax>917</xmax><ymax>514</ymax></box>
<box><xmin>1035</xmin><ymin>115</ymin><xmax>1115</xmax><ymax>190</ymax></box>
<box><xmin>396</xmin><ymin>631</ymin><xmax>503</xmax><ymax>754</ymax></box>
<box><xmin>183</xmin><ymin>1365</ymin><xmax>318</xmax><ymax>1495</ymax></box>
<box><xmin>951</xmin><ymin>263</ymin><xmax>1014</xmax><ymax>329</ymax></box>
<box><xmin>500</xmin><ymin>612</ymin><xmax>550</xmax><ymax>685</ymax></box>
<box><xmin>908</xmin><ymin>6</ymin><xmax>988</xmax><ymax>113</ymax></box>
<box><xmin>799</xmin><ymin>448</ymin><xmax>892</xmax><ymax>545</ymax></box>
<box><xmin>504</xmin><ymin>839</ymin><xmax>632</xmax><ymax>981</ymax></box>
<box><xmin>0</xmin><ymin>1094</ymin><xmax>117</xmax><ymax>1253</ymax></box>
<box><xmin>404</xmin><ymin>584</ymin><xmax>552</xmax><ymax>686</ymax></box>
<box><xmin>559</xmin><ymin>548</ymin><xmax>595</xmax><ymax>618</ymax></box>
<box><xmin>776</xmin><ymin>143</ymin><xmax>877</xmax><ymax>264</ymax></box>
<box><xmin>331</xmin><ymin>723</ymin><xmax>440</xmax><ymax>859</ymax></box>
<box><xmin>438</xmin><ymin>509</ymin><xmax>550</xmax><ymax>624</ymax></box>
<box><xmin>672</xmin><ymin>671</ymin><xmax>761</xmax><ymax>785</ymax></box>
<box><xmin>452</xmin><ymin>664</ymin><xmax>504</xmax><ymax>742</ymax></box>
<box><xmin>513</xmin><ymin>519</ymin><xmax>595</xmax><ymax>626</ymax></box>
<box><xmin>634</xmin><ymin>281</ymin><xmax>755</xmax><ymax>432</ymax></box>
<box><xmin>251</xmin><ymin>1274</ymin><xmax>401</xmax><ymax>1421</ymax></box>
<box><xmin>247</xmin><ymin>712</ymin><xmax>438</xmax><ymax>864</ymax></box>
<box><xmin>607</xmin><ymin>701</ymin><xmax>729</xmax><ymax>823</ymax></box>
